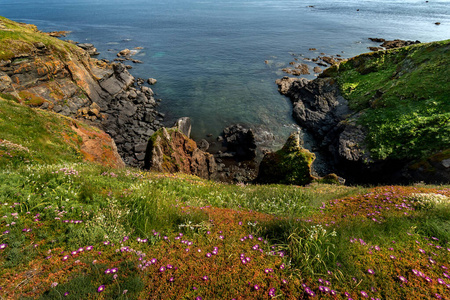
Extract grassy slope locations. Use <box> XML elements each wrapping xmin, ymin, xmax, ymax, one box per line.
<box><xmin>0</xmin><ymin>103</ymin><xmax>449</xmax><ymax>298</ymax></box>
<box><xmin>323</xmin><ymin>40</ymin><xmax>450</xmax><ymax>160</ymax></box>
<box><xmin>0</xmin><ymin>96</ymin><xmax>121</xmax><ymax>167</ymax></box>
<box><xmin>0</xmin><ymin>96</ymin><xmax>84</xmax><ymax>166</ymax></box>
<box><xmin>0</xmin><ymin>163</ymin><xmax>449</xmax><ymax>299</ymax></box>
<box><xmin>0</xmin><ymin>16</ymin><xmax>81</xmax><ymax>61</ymax></box>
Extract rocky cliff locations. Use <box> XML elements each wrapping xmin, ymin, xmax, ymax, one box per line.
<box><xmin>277</xmin><ymin>40</ymin><xmax>450</xmax><ymax>184</ymax></box>
<box><xmin>0</xmin><ymin>16</ymin><xmax>162</xmax><ymax>167</ymax></box>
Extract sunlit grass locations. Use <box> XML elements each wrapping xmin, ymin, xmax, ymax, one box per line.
<box><xmin>0</xmin><ymin>163</ymin><xmax>449</xmax><ymax>299</ymax></box>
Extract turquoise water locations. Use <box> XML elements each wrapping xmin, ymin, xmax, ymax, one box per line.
<box><xmin>1</xmin><ymin>0</ymin><xmax>449</xmax><ymax>147</ymax></box>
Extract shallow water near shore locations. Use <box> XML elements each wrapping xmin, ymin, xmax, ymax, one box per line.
<box><xmin>1</xmin><ymin>0</ymin><xmax>449</xmax><ymax>150</ymax></box>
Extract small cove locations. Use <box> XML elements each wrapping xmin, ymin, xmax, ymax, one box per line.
<box><xmin>1</xmin><ymin>0</ymin><xmax>449</xmax><ymax>150</ymax></box>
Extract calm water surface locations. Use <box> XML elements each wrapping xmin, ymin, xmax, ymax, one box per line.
<box><xmin>1</xmin><ymin>0</ymin><xmax>449</xmax><ymax>148</ymax></box>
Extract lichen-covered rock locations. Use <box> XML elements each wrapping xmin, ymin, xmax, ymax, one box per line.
<box><xmin>256</xmin><ymin>131</ymin><xmax>315</xmax><ymax>185</ymax></box>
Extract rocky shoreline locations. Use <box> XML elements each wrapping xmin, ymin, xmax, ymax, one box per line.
<box><xmin>0</xmin><ymin>22</ymin><xmax>164</xmax><ymax>168</ymax></box>
<box><xmin>3</xmin><ymin>18</ymin><xmax>446</xmax><ymax>185</ymax></box>
<box><xmin>275</xmin><ymin>39</ymin><xmax>450</xmax><ymax>184</ymax></box>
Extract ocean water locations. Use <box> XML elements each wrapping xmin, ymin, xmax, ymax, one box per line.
<box><xmin>1</xmin><ymin>0</ymin><xmax>449</xmax><ymax>148</ymax></box>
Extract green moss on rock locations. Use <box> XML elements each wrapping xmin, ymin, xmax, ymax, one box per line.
<box><xmin>322</xmin><ymin>40</ymin><xmax>450</xmax><ymax>161</ymax></box>
<box><xmin>257</xmin><ymin>131</ymin><xmax>316</xmax><ymax>185</ymax></box>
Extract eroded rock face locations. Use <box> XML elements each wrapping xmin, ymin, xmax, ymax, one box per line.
<box><xmin>0</xmin><ymin>37</ymin><xmax>163</xmax><ymax>167</ymax></box>
<box><xmin>70</xmin><ymin>121</ymin><xmax>125</xmax><ymax>168</ymax></box>
<box><xmin>276</xmin><ymin>76</ymin><xmax>351</xmax><ymax>140</ymax></box>
<box><xmin>144</xmin><ymin>126</ymin><xmax>217</xmax><ymax>180</ymax></box>
<box><xmin>276</xmin><ymin>74</ymin><xmax>449</xmax><ymax>184</ymax></box>
<box><xmin>221</xmin><ymin>124</ymin><xmax>257</xmax><ymax>161</ymax></box>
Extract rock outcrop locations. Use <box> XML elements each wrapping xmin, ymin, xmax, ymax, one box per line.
<box><xmin>0</xmin><ymin>17</ymin><xmax>163</xmax><ymax>167</ymax></box>
<box><xmin>276</xmin><ymin>40</ymin><xmax>450</xmax><ymax>184</ymax></box>
<box><xmin>275</xmin><ymin>77</ymin><xmax>351</xmax><ymax>139</ymax></box>
<box><xmin>221</xmin><ymin>124</ymin><xmax>257</xmax><ymax>161</ymax></box>
<box><xmin>144</xmin><ymin>121</ymin><xmax>217</xmax><ymax>180</ymax></box>
<box><xmin>257</xmin><ymin>131</ymin><xmax>316</xmax><ymax>185</ymax></box>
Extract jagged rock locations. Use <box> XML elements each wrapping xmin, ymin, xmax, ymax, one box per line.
<box><xmin>278</xmin><ymin>77</ymin><xmax>351</xmax><ymax>138</ymax></box>
<box><xmin>380</xmin><ymin>39</ymin><xmax>420</xmax><ymax>49</ymax></box>
<box><xmin>117</xmin><ymin>49</ymin><xmax>131</xmax><ymax>57</ymax></box>
<box><xmin>222</xmin><ymin>124</ymin><xmax>257</xmax><ymax>161</ymax></box>
<box><xmin>147</xmin><ymin>78</ymin><xmax>157</xmax><ymax>85</ymax></box>
<box><xmin>144</xmin><ymin>127</ymin><xmax>217</xmax><ymax>180</ymax></box>
<box><xmin>0</xmin><ymin>21</ymin><xmax>163</xmax><ymax>169</ymax></box>
<box><xmin>77</xmin><ymin>43</ymin><xmax>99</xmax><ymax>56</ymax></box>
<box><xmin>274</xmin><ymin>76</ymin><xmax>302</xmax><ymax>95</ymax></box>
<box><xmin>141</xmin><ymin>86</ymin><xmax>154</xmax><ymax>96</ymax></box>
<box><xmin>295</xmin><ymin>63</ymin><xmax>310</xmax><ymax>74</ymax></box>
<box><xmin>369</xmin><ymin>38</ymin><xmax>386</xmax><ymax>43</ymax></box>
<box><xmin>319</xmin><ymin>56</ymin><xmax>337</xmax><ymax>65</ymax></box>
<box><xmin>313</xmin><ymin>66</ymin><xmax>322</xmax><ymax>73</ymax></box>
<box><xmin>173</xmin><ymin>117</ymin><xmax>192</xmax><ymax>138</ymax></box>
<box><xmin>100</xmin><ymin>76</ymin><xmax>124</xmax><ymax>95</ymax></box>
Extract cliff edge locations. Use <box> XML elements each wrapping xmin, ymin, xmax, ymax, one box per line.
<box><xmin>277</xmin><ymin>40</ymin><xmax>450</xmax><ymax>184</ymax></box>
<box><xmin>0</xmin><ymin>16</ymin><xmax>162</xmax><ymax>167</ymax></box>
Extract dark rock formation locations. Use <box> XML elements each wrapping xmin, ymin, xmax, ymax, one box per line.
<box><xmin>275</xmin><ymin>77</ymin><xmax>351</xmax><ymax>139</ymax></box>
<box><xmin>147</xmin><ymin>78</ymin><xmax>157</xmax><ymax>85</ymax></box>
<box><xmin>221</xmin><ymin>124</ymin><xmax>257</xmax><ymax>161</ymax></box>
<box><xmin>380</xmin><ymin>39</ymin><xmax>421</xmax><ymax>49</ymax></box>
<box><xmin>77</xmin><ymin>43</ymin><xmax>99</xmax><ymax>56</ymax></box>
<box><xmin>368</xmin><ymin>38</ymin><xmax>421</xmax><ymax>50</ymax></box>
<box><xmin>276</xmin><ymin>45</ymin><xmax>449</xmax><ymax>184</ymax></box>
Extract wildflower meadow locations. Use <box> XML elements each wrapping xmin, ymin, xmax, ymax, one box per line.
<box><xmin>0</xmin><ymin>163</ymin><xmax>449</xmax><ymax>299</ymax></box>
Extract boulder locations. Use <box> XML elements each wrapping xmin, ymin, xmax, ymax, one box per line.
<box><xmin>147</xmin><ymin>78</ymin><xmax>157</xmax><ymax>85</ymax></box>
<box><xmin>77</xmin><ymin>43</ymin><xmax>99</xmax><ymax>56</ymax></box>
<box><xmin>173</xmin><ymin>117</ymin><xmax>192</xmax><ymax>138</ymax></box>
<box><xmin>198</xmin><ymin>139</ymin><xmax>210</xmax><ymax>151</ymax></box>
<box><xmin>117</xmin><ymin>49</ymin><xmax>131</xmax><ymax>57</ymax></box>
<box><xmin>222</xmin><ymin>124</ymin><xmax>257</xmax><ymax>161</ymax></box>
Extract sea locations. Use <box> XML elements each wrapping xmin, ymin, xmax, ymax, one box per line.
<box><xmin>1</xmin><ymin>0</ymin><xmax>449</xmax><ymax>149</ymax></box>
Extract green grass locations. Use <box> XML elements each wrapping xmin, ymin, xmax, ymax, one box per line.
<box><xmin>0</xmin><ymin>16</ymin><xmax>81</xmax><ymax>61</ymax></box>
<box><xmin>323</xmin><ymin>40</ymin><xmax>450</xmax><ymax>160</ymax></box>
<box><xmin>0</xmin><ymin>97</ymin><xmax>86</xmax><ymax>166</ymax></box>
<box><xmin>1</xmin><ymin>162</ymin><xmax>449</xmax><ymax>299</ymax></box>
